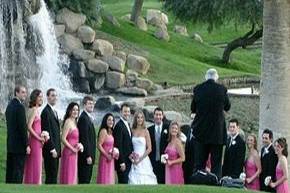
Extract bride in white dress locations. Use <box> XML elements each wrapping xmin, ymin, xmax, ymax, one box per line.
<box><xmin>128</xmin><ymin>111</ymin><xmax>157</xmax><ymax>184</ymax></box>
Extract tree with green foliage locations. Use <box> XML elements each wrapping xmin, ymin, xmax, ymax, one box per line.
<box><xmin>164</xmin><ymin>0</ymin><xmax>263</xmax><ymax>64</ymax></box>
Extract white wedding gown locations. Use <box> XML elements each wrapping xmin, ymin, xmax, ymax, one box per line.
<box><xmin>128</xmin><ymin>136</ymin><xmax>157</xmax><ymax>184</ymax></box>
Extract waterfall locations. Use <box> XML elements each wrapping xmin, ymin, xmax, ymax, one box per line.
<box><xmin>0</xmin><ymin>0</ymin><xmax>80</xmax><ymax>116</ymax></box>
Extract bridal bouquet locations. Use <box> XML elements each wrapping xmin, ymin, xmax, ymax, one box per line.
<box><xmin>161</xmin><ymin>154</ymin><xmax>169</xmax><ymax>164</ymax></box>
<box><xmin>41</xmin><ymin>131</ymin><xmax>50</xmax><ymax>142</ymax></box>
<box><xmin>76</xmin><ymin>143</ymin><xmax>84</xmax><ymax>152</ymax></box>
<box><xmin>264</xmin><ymin>176</ymin><xmax>272</xmax><ymax>186</ymax></box>
<box><xmin>239</xmin><ymin>172</ymin><xmax>246</xmax><ymax>182</ymax></box>
<box><xmin>129</xmin><ymin>152</ymin><xmax>140</xmax><ymax>163</ymax></box>
<box><xmin>109</xmin><ymin>147</ymin><xmax>119</xmax><ymax>160</ymax></box>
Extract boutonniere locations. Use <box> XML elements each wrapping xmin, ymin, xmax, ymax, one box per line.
<box><xmin>264</xmin><ymin>149</ymin><xmax>269</xmax><ymax>155</ymax></box>
<box><xmin>232</xmin><ymin>140</ymin><xmax>236</xmax><ymax>145</ymax></box>
<box><xmin>163</xmin><ymin>129</ymin><xmax>168</xmax><ymax>134</ymax></box>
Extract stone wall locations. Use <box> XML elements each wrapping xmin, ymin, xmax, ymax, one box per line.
<box><xmin>53</xmin><ymin>8</ymin><xmax>155</xmax><ymax>96</ymax></box>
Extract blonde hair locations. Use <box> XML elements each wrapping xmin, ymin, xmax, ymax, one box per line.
<box><xmin>132</xmin><ymin>110</ymin><xmax>146</xmax><ymax>130</ymax></box>
<box><xmin>247</xmin><ymin>133</ymin><xmax>258</xmax><ymax>150</ymax></box>
<box><xmin>168</xmin><ymin>121</ymin><xmax>181</xmax><ymax>142</ymax></box>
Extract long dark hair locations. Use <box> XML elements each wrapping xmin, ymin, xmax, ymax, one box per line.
<box><xmin>29</xmin><ymin>89</ymin><xmax>42</xmax><ymax>108</ymax></box>
<box><xmin>98</xmin><ymin>113</ymin><xmax>115</xmax><ymax>137</ymax></box>
<box><xmin>276</xmin><ymin>137</ymin><xmax>288</xmax><ymax>157</ymax></box>
<box><xmin>62</xmin><ymin>102</ymin><xmax>79</xmax><ymax>127</ymax></box>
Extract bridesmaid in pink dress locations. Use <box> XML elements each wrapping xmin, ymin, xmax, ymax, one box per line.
<box><xmin>164</xmin><ymin>121</ymin><xmax>185</xmax><ymax>184</ymax></box>
<box><xmin>270</xmin><ymin>138</ymin><xmax>289</xmax><ymax>193</ymax></box>
<box><xmin>97</xmin><ymin>113</ymin><xmax>116</xmax><ymax>184</ymax></box>
<box><xmin>244</xmin><ymin>134</ymin><xmax>261</xmax><ymax>190</ymax></box>
<box><xmin>24</xmin><ymin>89</ymin><xmax>44</xmax><ymax>184</ymax></box>
<box><xmin>60</xmin><ymin>102</ymin><xmax>81</xmax><ymax>185</ymax></box>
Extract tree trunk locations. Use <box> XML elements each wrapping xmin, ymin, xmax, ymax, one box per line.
<box><xmin>222</xmin><ymin>25</ymin><xmax>262</xmax><ymax>64</ymax></box>
<box><xmin>130</xmin><ymin>0</ymin><xmax>144</xmax><ymax>23</ymax></box>
<box><xmin>260</xmin><ymin>0</ymin><xmax>290</xmax><ymax>159</ymax></box>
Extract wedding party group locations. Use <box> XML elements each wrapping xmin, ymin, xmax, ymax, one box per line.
<box><xmin>4</xmin><ymin>69</ymin><xmax>289</xmax><ymax>193</ymax></box>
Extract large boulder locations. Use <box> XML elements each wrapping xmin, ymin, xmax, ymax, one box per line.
<box><xmin>114</xmin><ymin>51</ymin><xmax>127</xmax><ymax>62</ymax></box>
<box><xmin>92</xmin><ymin>39</ymin><xmax>114</xmax><ymax>56</ymax></box>
<box><xmin>54</xmin><ymin>24</ymin><xmax>65</xmax><ymax>38</ymax></box>
<box><xmin>92</xmin><ymin>75</ymin><xmax>106</xmax><ymax>91</ymax></box>
<box><xmin>161</xmin><ymin>13</ymin><xmax>169</xmax><ymax>25</ymax></box>
<box><xmin>127</xmin><ymin>54</ymin><xmax>150</xmax><ymax>75</ymax></box>
<box><xmin>126</xmin><ymin>70</ymin><xmax>139</xmax><ymax>87</ymax></box>
<box><xmin>117</xmin><ymin>87</ymin><xmax>147</xmax><ymax>97</ymax></box>
<box><xmin>136</xmin><ymin>78</ymin><xmax>154</xmax><ymax>91</ymax></box>
<box><xmin>77</xmin><ymin>78</ymin><xmax>90</xmax><ymax>93</ymax></box>
<box><xmin>146</xmin><ymin>9</ymin><xmax>168</xmax><ymax>27</ymax></box>
<box><xmin>154</xmin><ymin>27</ymin><xmax>170</xmax><ymax>41</ymax></box>
<box><xmin>191</xmin><ymin>33</ymin><xmax>203</xmax><ymax>43</ymax></box>
<box><xmin>58</xmin><ymin>34</ymin><xmax>83</xmax><ymax>55</ymax></box>
<box><xmin>72</xmin><ymin>49</ymin><xmax>95</xmax><ymax>61</ymax></box>
<box><xmin>56</xmin><ymin>8</ymin><xmax>86</xmax><ymax>33</ymax></box>
<box><xmin>136</xmin><ymin>16</ymin><xmax>147</xmax><ymax>31</ymax></box>
<box><xmin>77</xmin><ymin>25</ymin><xmax>96</xmax><ymax>44</ymax></box>
<box><xmin>86</xmin><ymin>59</ymin><xmax>109</xmax><ymax>73</ymax></box>
<box><xmin>95</xmin><ymin>96</ymin><xmax>116</xmax><ymax>110</ymax></box>
<box><xmin>121</xmin><ymin>14</ymin><xmax>131</xmax><ymax>21</ymax></box>
<box><xmin>69</xmin><ymin>60</ymin><xmax>94</xmax><ymax>79</ymax></box>
<box><xmin>106</xmin><ymin>71</ymin><xmax>126</xmax><ymax>89</ymax></box>
<box><xmin>174</xmin><ymin>25</ymin><xmax>188</xmax><ymax>36</ymax></box>
<box><xmin>102</xmin><ymin>55</ymin><xmax>125</xmax><ymax>72</ymax></box>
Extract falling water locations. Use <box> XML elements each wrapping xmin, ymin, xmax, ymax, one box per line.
<box><xmin>0</xmin><ymin>0</ymin><xmax>80</xmax><ymax>115</ymax></box>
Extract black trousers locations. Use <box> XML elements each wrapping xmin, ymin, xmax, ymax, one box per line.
<box><xmin>6</xmin><ymin>153</ymin><xmax>26</xmax><ymax>184</ymax></box>
<box><xmin>152</xmin><ymin>160</ymin><xmax>165</xmax><ymax>184</ymax></box>
<box><xmin>193</xmin><ymin>140</ymin><xmax>223</xmax><ymax>179</ymax></box>
<box><xmin>43</xmin><ymin>152</ymin><xmax>59</xmax><ymax>184</ymax></box>
<box><xmin>183</xmin><ymin>138</ymin><xmax>195</xmax><ymax>184</ymax></box>
<box><xmin>78</xmin><ymin>159</ymin><xmax>93</xmax><ymax>184</ymax></box>
<box><xmin>116</xmin><ymin>159</ymin><xmax>131</xmax><ymax>184</ymax></box>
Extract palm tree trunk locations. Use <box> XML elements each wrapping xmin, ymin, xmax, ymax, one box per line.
<box><xmin>260</xmin><ymin>0</ymin><xmax>290</xmax><ymax>147</ymax></box>
<box><xmin>130</xmin><ymin>0</ymin><xmax>144</xmax><ymax>23</ymax></box>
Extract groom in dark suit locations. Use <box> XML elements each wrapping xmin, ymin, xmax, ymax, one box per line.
<box><xmin>222</xmin><ymin>119</ymin><xmax>246</xmax><ymax>178</ymax></box>
<box><xmin>41</xmin><ymin>88</ymin><xmax>61</xmax><ymax>184</ymax></box>
<box><xmin>113</xmin><ymin>103</ymin><xmax>133</xmax><ymax>184</ymax></box>
<box><xmin>5</xmin><ymin>86</ymin><xmax>30</xmax><ymax>183</ymax></box>
<box><xmin>191</xmin><ymin>69</ymin><xmax>231</xmax><ymax>179</ymax></box>
<box><xmin>260</xmin><ymin>129</ymin><xmax>278</xmax><ymax>192</ymax></box>
<box><xmin>78</xmin><ymin>96</ymin><xmax>96</xmax><ymax>184</ymax></box>
<box><xmin>148</xmin><ymin>107</ymin><xmax>169</xmax><ymax>184</ymax></box>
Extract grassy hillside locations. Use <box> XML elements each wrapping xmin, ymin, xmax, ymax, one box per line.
<box><xmin>99</xmin><ymin>0</ymin><xmax>261</xmax><ymax>85</ymax></box>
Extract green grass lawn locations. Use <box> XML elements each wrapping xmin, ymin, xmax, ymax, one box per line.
<box><xmin>99</xmin><ymin>0</ymin><xmax>261</xmax><ymax>85</ymax></box>
<box><xmin>0</xmin><ymin>184</ymin><xmax>259</xmax><ymax>193</ymax></box>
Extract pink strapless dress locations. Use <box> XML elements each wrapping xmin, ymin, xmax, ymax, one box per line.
<box><xmin>245</xmin><ymin>159</ymin><xmax>260</xmax><ymax>190</ymax></box>
<box><xmin>165</xmin><ymin>144</ymin><xmax>184</xmax><ymax>184</ymax></box>
<box><xmin>97</xmin><ymin>135</ymin><xmax>115</xmax><ymax>184</ymax></box>
<box><xmin>276</xmin><ymin>164</ymin><xmax>289</xmax><ymax>193</ymax></box>
<box><xmin>60</xmin><ymin>128</ymin><xmax>79</xmax><ymax>185</ymax></box>
<box><xmin>23</xmin><ymin>115</ymin><xmax>42</xmax><ymax>184</ymax></box>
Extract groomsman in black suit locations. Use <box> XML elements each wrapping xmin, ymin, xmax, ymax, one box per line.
<box><xmin>181</xmin><ymin>124</ymin><xmax>195</xmax><ymax>184</ymax></box>
<box><xmin>222</xmin><ymin>119</ymin><xmax>246</xmax><ymax>178</ymax></box>
<box><xmin>41</xmin><ymin>88</ymin><xmax>61</xmax><ymax>184</ymax></box>
<box><xmin>191</xmin><ymin>69</ymin><xmax>231</xmax><ymax>179</ymax></box>
<box><xmin>148</xmin><ymin>107</ymin><xmax>169</xmax><ymax>184</ymax></box>
<box><xmin>113</xmin><ymin>103</ymin><xmax>133</xmax><ymax>184</ymax></box>
<box><xmin>78</xmin><ymin>96</ymin><xmax>96</xmax><ymax>184</ymax></box>
<box><xmin>5</xmin><ymin>86</ymin><xmax>30</xmax><ymax>183</ymax></box>
<box><xmin>260</xmin><ymin>129</ymin><xmax>278</xmax><ymax>192</ymax></box>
